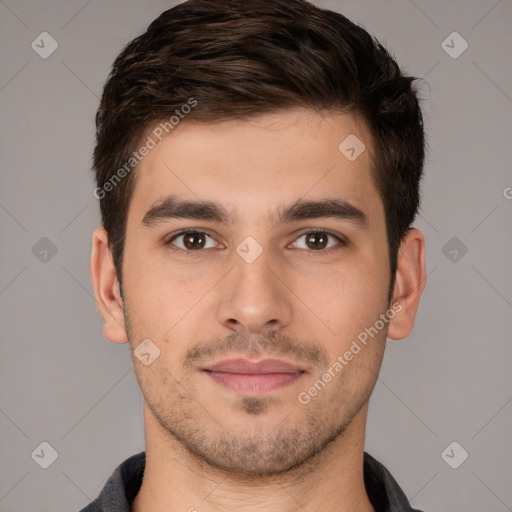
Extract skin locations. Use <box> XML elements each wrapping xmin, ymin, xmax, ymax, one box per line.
<box><xmin>91</xmin><ymin>108</ymin><xmax>426</xmax><ymax>512</ymax></box>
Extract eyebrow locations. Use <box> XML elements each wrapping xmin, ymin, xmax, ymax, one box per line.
<box><xmin>141</xmin><ymin>194</ymin><xmax>368</xmax><ymax>229</ymax></box>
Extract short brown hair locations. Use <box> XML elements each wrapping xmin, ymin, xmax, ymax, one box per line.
<box><xmin>93</xmin><ymin>0</ymin><xmax>426</xmax><ymax>300</ymax></box>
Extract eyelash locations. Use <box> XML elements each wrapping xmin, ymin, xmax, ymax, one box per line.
<box><xmin>165</xmin><ymin>229</ymin><xmax>347</xmax><ymax>255</ymax></box>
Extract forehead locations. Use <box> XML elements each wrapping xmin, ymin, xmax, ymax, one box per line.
<box><xmin>127</xmin><ymin>108</ymin><xmax>383</xmax><ymax>229</ymax></box>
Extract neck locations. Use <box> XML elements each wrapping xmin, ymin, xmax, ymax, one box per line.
<box><xmin>132</xmin><ymin>403</ymin><xmax>375</xmax><ymax>512</ymax></box>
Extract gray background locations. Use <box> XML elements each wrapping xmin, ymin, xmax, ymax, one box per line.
<box><xmin>0</xmin><ymin>0</ymin><xmax>511</xmax><ymax>511</ymax></box>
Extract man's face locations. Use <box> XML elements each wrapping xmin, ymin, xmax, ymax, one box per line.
<box><xmin>121</xmin><ymin>108</ymin><xmax>392</xmax><ymax>475</ymax></box>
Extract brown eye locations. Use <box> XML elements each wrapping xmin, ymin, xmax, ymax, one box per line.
<box><xmin>168</xmin><ymin>230</ymin><xmax>218</xmax><ymax>251</ymax></box>
<box><xmin>291</xmin><ymin>231</ymin><xmax>345</xmax><ymax>252</ymax></box>
<box><xmin>304</xmin><ymin>232</ymin><xmax>329</xmax><ymax>250</ymax></box>
<box><xmin>183</xmin><ymin>232</ymin><xmax>206</xmax><ymax>250</ymax></box>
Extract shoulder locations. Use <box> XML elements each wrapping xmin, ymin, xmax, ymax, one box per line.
<box><xmin>78</xmin><ymin>451</ymin><xmax>146</xmax><ymax>512</ymax></box>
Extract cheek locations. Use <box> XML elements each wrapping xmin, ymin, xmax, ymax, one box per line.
<box><xmin>123</xmin><ymin>249</ymin><xmax>221</xmax><ymax>342</ymax></box>
<box><xmin>293</xmin><ymin>248</ymin><xmax>390</xmax><ymax>352</ymax></box>
<box><xmin>314</xmin><ymin>247</ymin><xmax>388</xmax><ymax>303</ymax></box>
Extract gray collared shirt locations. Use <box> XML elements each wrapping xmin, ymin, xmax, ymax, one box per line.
<box><xmin>79</xmin><ymin>451</ymin><xmax>424</xmax><ymax>512</ymax></box>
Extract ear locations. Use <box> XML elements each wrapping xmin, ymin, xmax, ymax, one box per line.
<box><xmin>90</xmin><ymin>227</ymin><xmax>128</xmax><ymax>344</ymax></box>
<box><xmin>386</xmin><ymin>228</ymin><xmax>427</xmax><ymax>340</ymax></box>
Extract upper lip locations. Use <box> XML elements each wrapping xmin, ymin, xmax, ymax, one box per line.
<box><xmin>203</xmin><ymin>358</ymin><xmax>305</xmax><ymax>374</ymax></box>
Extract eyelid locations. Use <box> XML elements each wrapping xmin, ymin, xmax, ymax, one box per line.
<box><xmin>291</xmin><ymin>227</ymin><xmax>347</xmax><ymax>242</ymax></box>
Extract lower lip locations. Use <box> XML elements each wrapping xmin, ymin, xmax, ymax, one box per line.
<box><xmin>204</xmin><ymin>371</ymin><xmax>304</xmax><ymax>393</ymax></box>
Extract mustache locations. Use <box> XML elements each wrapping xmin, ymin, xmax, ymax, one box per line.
<box><xmin>182</xmin><ymin>330</ymin><xmax>329</xmax><ymax>370</ymax></box>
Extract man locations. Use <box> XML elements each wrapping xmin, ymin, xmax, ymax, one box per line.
<box><xmin>85</xmin><ymin>0</ymin><xmax>427</xmax><ymax>510</ymax></box>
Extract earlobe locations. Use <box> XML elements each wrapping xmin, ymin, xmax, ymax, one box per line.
<box><xmin>90</xmin><ymin>227</ymin><xmax>129</xmax><ymax>344</ymax></box>
<box><xmin>387</xmin><ymin>228</ymin><xmax>427</xmax><ymax>341</ymax></box>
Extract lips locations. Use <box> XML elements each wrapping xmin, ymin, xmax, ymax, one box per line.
<box><xmin>205</xmin><ymin>358</ymin><xmax>304</xmax><ymax>374</ymax></box>
<box><xmin>202</xmin><ymin>358</ymin><xmax>305</xmax><ymax>393</ymax></box>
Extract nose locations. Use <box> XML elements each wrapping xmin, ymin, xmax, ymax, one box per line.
<box><xmin>216</xmin><ymin>247</ymin><xmax>293</xmax><ymax>335</ymax></box>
